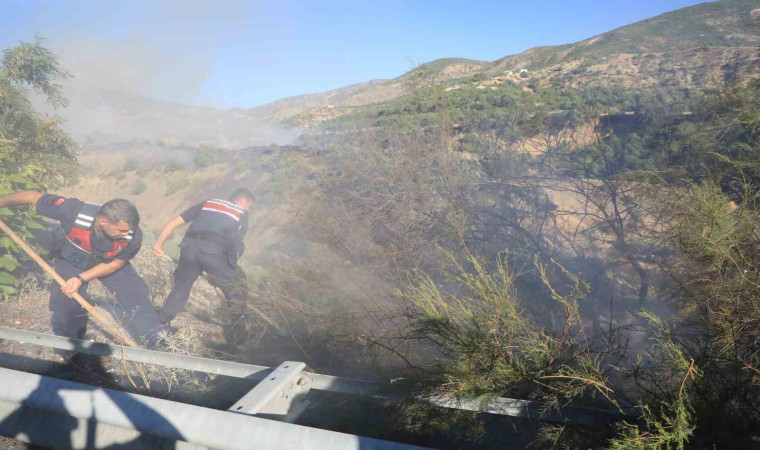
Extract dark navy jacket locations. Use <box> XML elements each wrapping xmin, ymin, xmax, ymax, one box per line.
<box><xmin>180</xmin><ymin>199</ymin><xmax>248</xmax><ymax>258</ymax></box>
<box><xmin>36</xmin><ymin>194</ymin><xmax>142</xmax><ymax>269</ymax></box>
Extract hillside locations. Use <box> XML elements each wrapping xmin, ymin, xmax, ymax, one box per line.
<box><xmin>54</xmin><ymin>0</ymin><xmax>760</xmax><ymax>239</ymax></box>
<box><xmin>491</xmin><ymin>0</ymin><xmax>760</xmax><ymax>71</ymax></box>
<box><xmin>53</xmin><ymin>0</ymin><xmax>759</xmax><ymax>144</ymax></box>
<box><xmin>275</xmin><ymin>0</ymin><xmax>760</xmax><ymax>127</ymax></box>
<box><xmin>54</xmin><ymin>0</ymin><xmax>760</xmax><ymax>260</ymax></box>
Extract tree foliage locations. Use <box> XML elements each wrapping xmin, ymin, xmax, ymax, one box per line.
<box><xmin>0</xmin><ymin>37</ymin><xmax>76</xmax><ymax>298</ymax></box>
<box><xmin>286</xmin><ymin>56</ymin><xmax>760</xmax><ymax>446</ymax></box>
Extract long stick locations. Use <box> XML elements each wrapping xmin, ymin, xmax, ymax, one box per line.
<box><xmin>0</xmin><ymin>219</ymin><xmax>137</xmax><ymax>347</ymax></box>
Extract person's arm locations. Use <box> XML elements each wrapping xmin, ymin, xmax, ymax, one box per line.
<box><xmin>60</xmin><ymin>259</ymin><xmax>127</xmax><ymax>297</ymax></box>
<box><xmin>152</xmin><ymin>216</ymin><xmax>186</xmax><ymax>258</ymax></box>
<box><xmin>233</xmin><ymin>215</ymin><xmax>249</xmax><ymax>257</ymax></box>
<box><xmin>0</xmin><ymin>191</ymin><xmax>44</xmax><ymax>208</ymax></box>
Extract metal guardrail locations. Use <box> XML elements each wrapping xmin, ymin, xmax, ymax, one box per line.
<box><xmin>0</xmin><ymin>327</ymin><xmax>376</xmax><ymax>396</ymax></box>
<box><xmin>0</xmin><ymin>326</ymin><xmax>630</xmax><ymax>426</ymax></box>
<box><xmin>0</xmin><ymin>366</ymin><xmax>427</xmax><ymax>450</ymax></box>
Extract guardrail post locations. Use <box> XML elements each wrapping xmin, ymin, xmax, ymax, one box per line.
<box><xmin>228</xmin><ymin>361</ymin><xmax>312</xmax><ymax>423</ymax></box>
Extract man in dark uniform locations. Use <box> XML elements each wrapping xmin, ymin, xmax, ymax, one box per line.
<box><xmin>0</xmin><ymin>191</ymin><xmax>164</xmax><ymax>350</ymax></box>
<box><xmin>152</xmin><ymin>188</ymin><xmax>254</xmax><ymax>344</ymax></box>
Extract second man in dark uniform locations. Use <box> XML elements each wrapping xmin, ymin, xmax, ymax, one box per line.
<box><xmin>152</xmin><ymin>188</ymin><xmax>254</xmax><ymax>344</ymax></box>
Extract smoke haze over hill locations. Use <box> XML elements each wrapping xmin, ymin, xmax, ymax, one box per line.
<box><xmin>23</xmin><ymin>0</ymin><xmax>756</xmax><ymax>147</ymax></box>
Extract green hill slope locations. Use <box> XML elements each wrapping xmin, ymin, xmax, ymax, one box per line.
<box><xmin>281</xmin><ymin>0</ymin><xmax>759</xmax><ymax>128</ymax></box>
<box><xmin>492</xmin><ymin>0</ymin><xmax>759</xmax><ymax>71</ymax></box>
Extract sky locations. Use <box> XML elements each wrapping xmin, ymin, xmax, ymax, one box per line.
<box><xmin>0</xmin><ymin>0</ymin><xmax>706</xmax><ymax>109</ymax></box>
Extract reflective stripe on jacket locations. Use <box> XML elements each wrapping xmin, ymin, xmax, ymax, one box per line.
<box><xmin>186</xmin><ymin>199</ymin><xmax>245</xmax><ymax>245</ymax></box>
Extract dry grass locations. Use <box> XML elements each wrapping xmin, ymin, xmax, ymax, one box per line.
<box><xmin>0</xmin><ymin>234</ymin><xmax>381</xmax><ymax>402</ymax></box>
<box><xmin>110</xmin><ymin>325</ymin><xmax>218</xmax><ymax>398</ymax></box>
<box><xmin>0</xmin><ymin>250</ymin><xmax>234</xmax><ymax>396</ymax></box>
<box><xmin>1</xmin><ymin>275</ymin><xmax>53</xmax><ymax>332</ymax></box>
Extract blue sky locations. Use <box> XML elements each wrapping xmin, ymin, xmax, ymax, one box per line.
<box><xmin>1</xmin><ymin>0</ymin><xmax>705</xmax><ymax>108</ymax></box>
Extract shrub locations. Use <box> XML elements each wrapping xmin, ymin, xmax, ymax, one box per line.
<box><xmin>193</xmin><ymin>145</ymin><xmax>220</xmax><ymax>169</ymax></box>
<box><xmin>164</xmin><ymin>158</ymin><xmax>184</xmax><ymax>172</ymax></box>
<box><xmin>165</xmin><ymin>178</ymin><xmax>189</xmax><ymax>196</ymax></box>
<box><xmin>403</xmin><ymin>256</ymin><xmax>606</xmax><ymax>407</ymax></box>
<box><xmin>402</xmin><ymin>255</ymin><xmax>702</xmax><ymax>447</ymax></box>
<box><xmin>131</xmin><ymin>180</ymin><xmax>147</xmax><ymax>195</ymax></box>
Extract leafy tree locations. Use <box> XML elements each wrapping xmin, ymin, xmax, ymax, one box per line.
<box><xmin>0</xmin><ymin>37</ymin><xmax>76</xmax><ymax>298</ymax></box>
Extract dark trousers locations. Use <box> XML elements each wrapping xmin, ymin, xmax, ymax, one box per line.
<box><xmin>50</xmin><ymin>259</ymin><xmax>165</xmax><ymax>348</ymax></box>
<box><xmin>157</xmin><ymin>240</ymin><xmax>248</xmax><ymax>326</ymax></box>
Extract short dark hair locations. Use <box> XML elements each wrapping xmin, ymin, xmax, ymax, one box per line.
<box><xmin>99</xmin><ymin>199</ymin><xmax>140</xmax><ymax>228</ymax></box>
<box><xmin>229</xmin><ymin>188</ymin><xmax>255</xmax><ymax>203</ymax></box>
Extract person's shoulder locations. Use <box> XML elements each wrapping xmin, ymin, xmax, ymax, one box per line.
<box><xmin>38</xmin><ymin>193</ymin><xmax>81</xmax><ymax>207</ymax></box>
<box><xmin>36</xmin><ymin>194</ymin><xmax>83</xmax><ymax>221</ymax></box>
<box><xmin>61</xmin><ymin>197</ymin><xmax>85</xmax><ymax>215</ymax></box>
<box><xmin>180</xmin><ymin>202</ymin><xmax>205</xmax><ymax>221</ymax></box>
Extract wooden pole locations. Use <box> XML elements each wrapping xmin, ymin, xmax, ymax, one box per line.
<box><xmin>0</xmin><ymin>219</ymin><xmax>137</xmax><ymax>347</ymax></box>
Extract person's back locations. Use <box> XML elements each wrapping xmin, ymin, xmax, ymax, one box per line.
<box><xmin>186</xmin><ymin>198</ymin><xmax>246</xmax><ymax>236</ymax></box>
<box><xmin>153</xmin><ymin>189</ymin><xmax>255</xmax><ymax>345</ymax></box>
<box><xmin>182</xmin><ymin>198</ymin><xmax>248</xmax><ymax>265</ymax></box>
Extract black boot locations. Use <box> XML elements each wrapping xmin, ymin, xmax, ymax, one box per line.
<box><xmin>154</xmin><ymin>306</ymin><xmax>173</xmax><ymax>325</ymax></box>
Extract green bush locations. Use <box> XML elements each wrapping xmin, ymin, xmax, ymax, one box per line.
<box><xmin>403</xmin><ymin>255</ymin><xmax>702</xmax><ymax>448</ymax></box>
<box><xmin>164</xmin><ymin>158</ymin><xmax>184</xmax><ymax>172</ymax></box>
<box><xmin>165</xmin><ymin>178</ymin><xmax>189</xmax><ymax>196</ymax></box>
<box><xmin>403</xmin><ymin>256</ymin><xmax>605</xmax><ymax>407</ymax></box>
<box><xmin>131</xmin><ymin>180</ymin><xmax>147</xmax><ymax>195</ymax></box>
<box><xmin>193</xmin><ymin>145</ymin><xmax>220</xmax><ymax>168</ymax></box>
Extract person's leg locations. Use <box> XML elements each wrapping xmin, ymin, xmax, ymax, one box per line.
<box><xmin>98</xmin><ymin>263</ymin><xmax>164</xmax><ymax>348</ymax></box>
<box><xmin>49</xmin><ymin>259</ymin><xmax>89</xmax><ymax>356</ymax></box>
<box><xmin>200</xmin><ymin>253</ymin><xmax>249</xmax><ymax>344</ymax></box>
<box><xmin>156</xmin><ymin>246</ymin><xmax>203</xmax><ymax>324</ymax></box>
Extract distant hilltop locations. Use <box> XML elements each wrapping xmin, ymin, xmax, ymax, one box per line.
<box><xmin>54</xmin><ymin>0</ymin><xmax>760</xmax><ymax>145</ymax></box>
